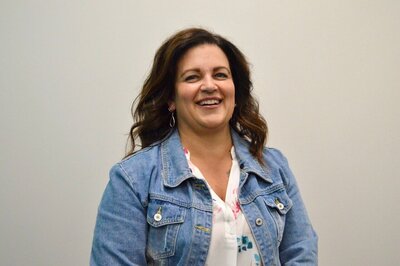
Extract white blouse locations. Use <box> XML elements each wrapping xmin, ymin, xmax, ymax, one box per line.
<box><xmin>184</xmin><ymin>147</ymin><xmax>261</xmax><ymax>266</ymax></box>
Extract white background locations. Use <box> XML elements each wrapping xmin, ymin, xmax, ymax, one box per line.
<box><xmin>1</xmin><ymin>1</ymin><xmax>399</xmax><ymax>265</ymax></box>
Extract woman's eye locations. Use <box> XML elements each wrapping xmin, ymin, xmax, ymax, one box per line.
<box><xmin>184</xmin><ymin>75</ymin><xmax>199</xmax><ymax>82</ymax></box>
<box><xmin>215</xmin><ymin>72</ymin><xmax>228</xmax><ymax>79</ymax></box>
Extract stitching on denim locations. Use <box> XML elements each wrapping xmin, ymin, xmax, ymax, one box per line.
<box><xmin>118</xmin><ymin>163</ymin><xmax>133</xmax><ymax>184</ymax></box>
<box><xmin>240</xmin><ymin>183</ymin><xmax>285</xmax><ymax>205</ymax></box>
<box><xmin>161</xmin><ymin>140</ymin><xmax>169</xmax><ymax>187</ymax></box>
<box><xmin>184</xmin><ymin>209</ymin><xmax>197</xmax><ymax>266</ymax></box>
<box><xmin>149</xmin><ymin>193</ymin><xmax>213</xmax><ymax>212</ymax></box>
<box><xmin>266</xmin><ymin>201</ymin><xmax>282</xmax><ymax>243</ymax></box>
<box><xmin>149</xmin><ymin>193</ymin><xmax>190</xmax><ymax>208</ymax></box>
<box><xmin>147</xmin><ymin>222</ymin><xmax>181</xmax><ymax>259</ymax></box>
<box><xmin>117</xmin><ymin>163</ymin><xmax>147</xmax><ymax>209</ymax></box>
<box><xmin>120</xmin><ymin>145</ymin><xmax>154</xmax><ymax>163</ymax></box>
<box><xmin>147</xmin><ymin>214</ymin><xmax>186</xmax><ymax>227</ymax></box>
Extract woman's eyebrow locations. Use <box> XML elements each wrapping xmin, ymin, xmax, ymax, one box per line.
<box><xmin>179</xmin><ymin>68</ymin><xmax>201</xmax><ymax>78</ymax></box>
<box><xmin>214</xmin><ymin>66</ymin><xmax>231</xmax><ymax>74</ymax></box>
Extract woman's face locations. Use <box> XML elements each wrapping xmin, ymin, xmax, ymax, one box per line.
<box><xmin>170</xmin><ymin>44</ymin><xmax>235</xmax><ymax>135</ymax></box>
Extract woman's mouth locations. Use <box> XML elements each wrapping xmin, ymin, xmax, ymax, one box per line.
<box><xmin>197</xmin><ymin>99</ymin><xmax>222</xmax><ymax>106</ymax></box>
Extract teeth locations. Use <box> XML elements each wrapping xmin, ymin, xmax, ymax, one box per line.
<box><xmin>199</xmin><ymin>99</ymin><xmax>220</xmax><ymax>106</ymax></box>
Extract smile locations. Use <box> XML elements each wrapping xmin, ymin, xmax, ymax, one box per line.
<box><xmin>197</xmin><ymin>99</ymin><xmax>222</xmax><ymax>106</ymax></box>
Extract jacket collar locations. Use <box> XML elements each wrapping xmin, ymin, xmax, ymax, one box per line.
<box><xmin>161</xmin><ymin>128</ymin><xmax>272</xmax><ymax>188</ymax></box>
<box><xmin>231</xmin><ymin>129</ymin><xmax>272</xmax><ymax>184</ymax></box>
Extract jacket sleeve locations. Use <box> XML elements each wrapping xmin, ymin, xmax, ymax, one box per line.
<box><xmin>90</xmin><ymin>163</ymin><xmax>148</xmax><ymax>266</ymax></box>
<box><xmin>274</xmin><ymin>150</ymin><xmax>318</xmax><ymax>265</ymax></box>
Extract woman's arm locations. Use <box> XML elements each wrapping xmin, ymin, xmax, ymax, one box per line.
<box><xmin>90</xmin><ymin>164</ymin><xmax>148</xmax><ymax>266</ymax></box>
<box><xmin>276</xmin><ymin>151</ymin><xmax>318</xmax><ymax>265</ymax></box>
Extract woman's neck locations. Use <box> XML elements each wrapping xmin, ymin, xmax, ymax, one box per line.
<box><xmin>179</xmin><ymin>126</ymin><xmax>232</xmax><ymax>160</ymax></box>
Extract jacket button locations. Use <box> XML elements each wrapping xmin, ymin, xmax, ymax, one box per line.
<box><xmin>275</xmin><ymin>198</ymin><xmax>285</xmax><ymax>210</ymax></box>
<box><xmin>255</xmin><ymin>218</ymin><xmax>263</xmax><ymax>226</ymax></box>
<box><xmin>277</xmin><ymin>203</ymin><xmax>285</xmax><ymax>210</ymax></box>
<box><xmin>154</xmin><ymin>213</ymin><xmax>162</xmax><ymax>222</ymax></box>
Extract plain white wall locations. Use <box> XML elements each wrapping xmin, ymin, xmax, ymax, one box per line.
<box><xmin>1</xmin><ymin>1</ymin><xmax>399</xmax><ymax>265</ymax></box>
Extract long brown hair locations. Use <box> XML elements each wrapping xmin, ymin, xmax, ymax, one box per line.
<box><xmin>126</xmin><ymin>28</ymin><xmax>268</xmax><ymax>163</ymax></box>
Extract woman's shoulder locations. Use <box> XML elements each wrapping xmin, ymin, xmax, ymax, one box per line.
<box><xmin>121</xmin><ymin>143</ymin><xmax>160</xmax><ymax>163</ymax></box>
<box><xmin>112</xmin><ymin>143</ymin><xmax>162</xmax><ymax>183</ymax></box>
<box><xmin>263</xmin><ymin>147</ymin><xmax>289</xmax><ymax>166</ymax></box>
<box><xmin>262</xmin><ymin>147</ymin><xmax>299</xmax><ymax>188</ymax></box>
<box><xmin>263</xmin><ymin>147</ymin><xmax>287</xmax><ymax>163</ymax></box>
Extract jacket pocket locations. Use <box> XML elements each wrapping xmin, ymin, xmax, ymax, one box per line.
<box><xmin>146</xmin><ymin>199</ymin><xmax>186</xmax><ymax>260</ymax></box>
<box><xmin>263</xmin><ymin>188</ymin><xmax>293</xmax><ymax>243</ymax></box>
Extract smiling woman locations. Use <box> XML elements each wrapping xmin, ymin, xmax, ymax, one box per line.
<box><xmin>172</xmin><ymin>44</ymin><xmax>235</xmax><ymax>135</ymax></box>
<box><xmin>90</xmin><ymin>28</ymin><xmax>318</xmax><ymax>266</ymax></box>
<box><xmin>172</xmin><ymin>44</ymin><xmax>235</xmax><ymax>145</ymax></box>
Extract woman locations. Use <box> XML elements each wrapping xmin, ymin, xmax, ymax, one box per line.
<box><xmin>91</xmin><ymin>28</ymin><xmax>318</xmax><ymax>266</ymax></box>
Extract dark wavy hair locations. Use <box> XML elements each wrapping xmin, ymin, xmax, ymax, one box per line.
<box><xmin>126</xmin><ymin>28</ymin><xmax>268</xmax><ymax>163</ymax></box>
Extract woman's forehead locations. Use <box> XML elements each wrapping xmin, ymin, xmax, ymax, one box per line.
<box><xmin>177</xmin><ymin>44</ymin><xmax>230</xmax><ymax>73</ymax></box>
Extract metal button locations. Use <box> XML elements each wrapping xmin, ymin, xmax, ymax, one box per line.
<box><xmin>255</xmin><ymin>218</ymin><xmax>263</xmax><ymax>226</ymax></box>
<box><xmin>275</xmin><ymin>198</ymin><xmax>285</xmax><ymax>210</ymax></box>
<box><xmin>154</xmin><ymin>207</ymin><xmax>162</xmax><ymax>221</ymax></box>
<box><xmin>154</xmin><ymin>213</ymin><xmax>162</xmax><ymax>222</ymax></box>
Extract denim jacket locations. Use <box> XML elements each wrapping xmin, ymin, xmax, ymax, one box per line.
<box><xmin>91</xmin><ymin>129</ymin><xmax>318</xmax><ymax>266</ymax></box>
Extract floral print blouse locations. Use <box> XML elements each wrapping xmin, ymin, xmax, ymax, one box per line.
<box><xmin>184</xmin><ymin>147</ymin><xmax>261</xmax><ymax>266</ymax></box>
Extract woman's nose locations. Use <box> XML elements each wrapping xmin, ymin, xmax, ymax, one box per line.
<box><xmin>200</xmin><ymin>76</ymin><xmax>217</xmax><ymax>92</ymax></box>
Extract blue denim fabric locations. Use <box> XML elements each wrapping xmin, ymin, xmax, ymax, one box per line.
<box><xmin>91</xmin><ymin>129</ymin><xmax>318</xmax><ymax>266</ymax></box>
